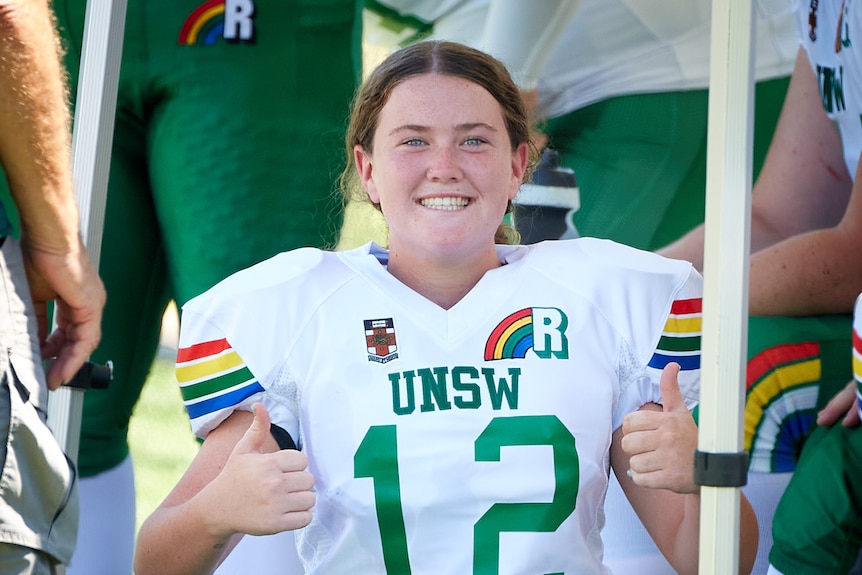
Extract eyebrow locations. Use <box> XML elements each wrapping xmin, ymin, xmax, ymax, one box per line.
<box><xmin>387</xmin><ymin>122</ymin><xmax>498</xmax><ymax>136</ymax></box>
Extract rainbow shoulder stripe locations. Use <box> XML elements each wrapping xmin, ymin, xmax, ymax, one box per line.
<box><xmin>647</xmin><ymin>297</ymin><xmax>702</xmax><ymax>371</ymax></box>
<box><xmin>176</xmin><ymin>338</ymin><xmax>264</xmax><ymax>420</ymax></box>
<box><xmin>178</xmin><ymin>0</ymin><xmax>226</xmax><ymax>46</ymax></box>
<box><xmin>855</xmin><ymin>321</ymin><xmax>862</xmax><ymax>385</ymax></box>
<box><xmin>854</xmin><ymin>293</ymin><xmax>862</xmax><ymax>418</ymax></box>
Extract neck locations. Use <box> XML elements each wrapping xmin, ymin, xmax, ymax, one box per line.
<box><xmin>386</xmin><ymin>246</ymin><xmax>501</xmax><ymax>309</ymax></box>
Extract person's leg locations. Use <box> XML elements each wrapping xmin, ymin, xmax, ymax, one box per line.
<box><xmin>146</xmin><ymin>0</ymin><xmax>359</xmax><ymax>308</ymax></box>
<box><xmin>744</xmin><ymin>314</ymin><xmax>853</xmax><ymax>574</ymax></box>
<box><xmin>0</xmin><ymin>238</ymin><xmax>78</xmax><ymax>570</ymax></box>
<box><xmin>67</xmin><ymin>455</ymin><xmax>136</xmax><ymax>575</ymax></box>
<box><xmin>742</xmin><ymin>471</ymin><xmax>792</xmax><ymax>574</ymax></box>
<box><xmin>765</xmin><ymin>300</ymin><xmax>862</xmax><ymax>574</ymax></box>
<box><xmin>0</xmin><ymin>545</ymin><xmax>60</xmax><ymax>575</ymax></box>
<box><xmin>745</xmin><ymin>315</ymin><xmax>852</xmax><ymax>474</ymax></box>
<box><xmin>768</xmin><ymin>423</ymin><xmax>862</xmax><ymax>574</ymax></box>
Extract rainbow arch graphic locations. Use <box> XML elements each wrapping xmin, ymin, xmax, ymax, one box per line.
<box><xmin>178</xmin><ymin>0</ymin><xmax>226</xmax><ymax>46</ymax></box>
<box><xmin>745</xmin><ymin>341</ymin><xmax>821</xmax><ymax>473</ymax></box>
<box><xmin>485</xmin><ymin>308</ymin><xmax>534</xmax><ymax>360</ymax></box>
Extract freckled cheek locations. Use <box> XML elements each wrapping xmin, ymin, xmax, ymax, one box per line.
<box><xmin>392</xmin><ymin>155</ymin><xmax>427</xmax><ymax>176</ymax></box>
<box><xmin>389</xmin><ymin>158</ymin><xmax>431</xmax><ymax>193</ymax></box>
<box><xmin>373</xmin><ymin>170</ymin><xmax>425</xmax><ymax>206</ymax></box>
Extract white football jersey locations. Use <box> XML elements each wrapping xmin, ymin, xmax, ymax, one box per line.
<box><xmin>178</xmin><ymin>238</ymin><xmax>702</xmax><ymax>574</ymax></box>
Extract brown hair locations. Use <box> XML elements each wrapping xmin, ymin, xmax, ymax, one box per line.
<box><xmin>339</xmin><ymin>40</ymin><xmax>539</xmax><ymax>245</ymax></box>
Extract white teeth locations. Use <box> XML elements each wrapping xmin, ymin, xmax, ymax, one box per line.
<box><xmin>420</xmin><ymin>197</ymin><xmax>469</xmax><ymax>210</ymax></box>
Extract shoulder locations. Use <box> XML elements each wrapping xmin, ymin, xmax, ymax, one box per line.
<box><xmin>198</xmin><ymin>247</ymin><xmax>328</xmax><ymax>297</ymax></box>
<box><xmin>526</xmin><ymin>237</ymin><xmax>696</xmax><ymax>285</ymax></box>
<box><xmin>524</xmin><ymin>237</ymin><xmax>702</xmax><ymax>349</ymax></box>
<box><xmin>183</xmin><ymin>247</ymin><xmax>354</xmax><ymax>316</ymax></box>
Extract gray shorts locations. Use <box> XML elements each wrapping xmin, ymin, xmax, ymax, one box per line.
<box><xmin>0</xmin><ymin>544</ymin><xmax>60</xmax><ymax>575</ymax></box>
<box><xmin>0</xmin><ymin>237</ymin><xmax>78</xmax><ymax>568</ymax></box>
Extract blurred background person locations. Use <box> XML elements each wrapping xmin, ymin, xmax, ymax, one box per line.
<box><xmin>0</xmin><ymin>0</ymin><xmax>105</xmax><ymax>572</ymax></box>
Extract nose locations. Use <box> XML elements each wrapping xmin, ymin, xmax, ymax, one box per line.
<box><xmin>426</xmin><ymin>147</ymin><xmax>462</xmax><ymax>182</ymax></box>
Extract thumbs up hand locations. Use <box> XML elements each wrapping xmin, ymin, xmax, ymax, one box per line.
<box><xmin>620</xmin><ymin>363</ymin><xmax>699</xmax><ymax>494</ymax></box>
<box><xmin>210</xmin><ymin>403</ymin><xmax>316</xmax><ymax>536</ymax></box>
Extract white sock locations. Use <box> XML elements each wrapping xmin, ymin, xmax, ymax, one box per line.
<box><xmin>67</xmin><ymin>455</ymin><xmax>136</xmax><ymax>575</ymax></box>
<box><xmin>742</xmin><ymin>472</ymin><xmax>793</xmax><ymax>575</ymax></box>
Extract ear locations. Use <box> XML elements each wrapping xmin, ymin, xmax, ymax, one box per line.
<box><xmin>508</xmin><ymin>142</ymin><xmax>530</xmax><ymax>201</ymax></box>
<box><xmin>354</xmin><ymin>144</ymin><xmax>380</xmax><ymax>204</ymax></box>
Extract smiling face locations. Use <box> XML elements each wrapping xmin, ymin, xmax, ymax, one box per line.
<box><xmin>354</xmin><ymin>73</ymin><xmax>529</xmax><ymax>267</ymax></box>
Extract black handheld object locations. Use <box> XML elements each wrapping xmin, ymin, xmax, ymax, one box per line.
<box><xmin>66</xmin><ymin>360</ymin><xmax>113</xmax><ymax>390</ymax></box>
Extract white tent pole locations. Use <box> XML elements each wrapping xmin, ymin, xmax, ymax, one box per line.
<box><xmin>47</xmin><ymin>0</ymin><xmax>127</xmax><ymax>463</ymax></box>
<box><xmin>697</xmin><ymin>0</ymin><xmax>754</xmax><ymax>573</ymax></box>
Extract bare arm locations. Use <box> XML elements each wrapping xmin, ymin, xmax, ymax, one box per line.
<box><xmin>659</xmin><ymin>48</ymin><xmax>851</xmax><ymax>272</ymax></box>
<box><xmin>748</xmin><ymin>154</ymin><xmax>862</xmax><ymax>315</ymax></box>
<box><xmin>0</xmin><ymin>0</ymin><xmax>105</xmax><ymax>387</ymax></box>
<box><xmin>613</xmin><ymin>364</ymin><xmax>758</xmax><ymax>574</ymax></box>
<box><xmin>134</xmin><ymin>404</ymin><xmax>315</xmax><ymax>575</ymax></box>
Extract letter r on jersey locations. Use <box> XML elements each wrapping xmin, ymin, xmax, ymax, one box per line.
<box><xmin>532</xmin><ymin>308</ymin><xmax>569</xmax><ymax>359</ymax></box>
<box><xmin>224</xmin><ymin>0</ymin><xmax>255</xmax><ymax>41</ymax></box>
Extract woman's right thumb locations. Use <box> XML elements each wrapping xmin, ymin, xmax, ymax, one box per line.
<box><xmin>236</xmin><ymin>402</ymin><xmax>271</xmax><ymax>454</ymax></box>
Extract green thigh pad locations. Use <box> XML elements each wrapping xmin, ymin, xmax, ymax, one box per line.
<box><xmin>745</xmin><ymin>315</ymin><xmax>853</xmax><ymax>474</ymax></box>
<box><xmin>769</xmin><ymin>423</ymin><xmax>862</xmax><ymax>575</ymax></box>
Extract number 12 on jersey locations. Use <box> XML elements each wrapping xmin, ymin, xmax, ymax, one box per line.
<box><xmin>354</xmin><ymin>415</ymin><xmax>580</xmax><ymax>574</ymax></box>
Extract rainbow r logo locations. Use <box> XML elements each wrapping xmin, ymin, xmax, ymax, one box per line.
<box><xmin>178</xmin><ymin>0</ymin><xmax>256</xmax><ymax>46</ymax></box>
<box><xmin>484</xmin><ymin>307</ymin><xmax>569</xmax><ymax>361</ymax></box>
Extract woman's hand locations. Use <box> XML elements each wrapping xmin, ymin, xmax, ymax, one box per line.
<box><xmin>621</xmin><ymin>363</ymin><xmax>699</xmax><ymax>494</ymax></box>
<box><xmin>816</xmin><ymin>381</ymin><xmax>861</xmax><ymax>428</ymax></box>
<box><xmin>202</xmin><ymin>403</ymin><xmax>316</xmax><ymax>538</ymax></box>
